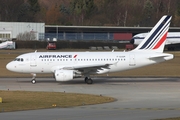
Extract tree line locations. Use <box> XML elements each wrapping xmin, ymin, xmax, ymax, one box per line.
<box><xmin>1</xmin><ymin>0</ymin><xmax>180</xmax><ymax>27</ymax></box>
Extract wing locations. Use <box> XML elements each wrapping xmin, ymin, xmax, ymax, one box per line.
<box><xmin>73</xmin><ymin>63</ymin><xmax>112</xmax><ymax>74</ymax></box>
<box><xmin>51</xmin><ymin>63</ymin><xmax>114</xmax><ymax>75</ymax></box>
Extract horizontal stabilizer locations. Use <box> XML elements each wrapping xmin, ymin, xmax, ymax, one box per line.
<box><xmin>148</xmin><ymin>54</ymin><xmax>173</xmax><ymax>61</ymax></box>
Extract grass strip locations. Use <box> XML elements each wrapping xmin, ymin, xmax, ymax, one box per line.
<box><xmin>0</xmin><ymin>90</ymin><xmax>114</xmax><ymax>112</ymax></box>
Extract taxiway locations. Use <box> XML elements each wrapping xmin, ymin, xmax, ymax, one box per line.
<box><xmin>0</xmin><ymin>77</ymin><xmax>180</xmax><ymax>120</ymax></box>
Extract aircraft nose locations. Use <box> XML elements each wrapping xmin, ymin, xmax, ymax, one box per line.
<box><xmin>130</xmin><ymin>38</ymin><xmax>134</xmax><ymax>44</ymax></box>
<box><xmin>6</xmin><ymin>62</ymin><xmax>11</xmax><ymax>70</ymax></box>
<box><xmin>6</xmin><ymin>62</ymin><xmax>14</xmax><ymax>71</ymax></box>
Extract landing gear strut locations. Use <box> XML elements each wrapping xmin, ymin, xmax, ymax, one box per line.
<box><xmin>31</xmin><ymin>73</ymin><xmax>36</xmax><ymax>84</ymax></box>
<box><xmin>84</xmin><ymin>77</ymin><xmax>93</xmax><ymax>84</ymax></box>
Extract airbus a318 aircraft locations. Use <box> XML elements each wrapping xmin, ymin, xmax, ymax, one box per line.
<box><xmin>6</xmin><ymin>15</ymin><xmax>173</xmax><ymax>84</ymax></box>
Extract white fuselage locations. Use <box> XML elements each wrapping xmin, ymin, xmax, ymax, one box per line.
<box><xmin>6</xmin><ymin>51</ymin><xmax>173</xmax><ymax>75</ymax></box>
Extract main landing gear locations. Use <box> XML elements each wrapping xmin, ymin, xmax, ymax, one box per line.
<box><xmin>84</xmin><ymin>77</ymin><xmax>93</xmax><ymax>84</ymax></box>
<box><xmin>31</xmin><ymin>73</ymin><xmax>36</xmax><ymax>84</ymax></box>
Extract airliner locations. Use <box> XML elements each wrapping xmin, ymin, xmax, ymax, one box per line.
<box><xmin>6</xmin><ymin>15</ymin><xmax>174</xmax><ymax>84</ymax></box>
<box><xmin>131</xmin><ymin>32</ymin><xmax>180</xmax><ymax>50</ymax></box>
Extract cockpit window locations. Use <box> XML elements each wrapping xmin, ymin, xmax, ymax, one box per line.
<box><xmin>14</xmin><ymin>58</ymin><xmax>24</xmax><ymax>62</ymax></box>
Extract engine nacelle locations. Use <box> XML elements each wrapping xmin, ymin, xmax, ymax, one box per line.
<box><xmin>54</xmin><ymin>70</ymin><xmax>74</xmax><ymax>81</ymax></box>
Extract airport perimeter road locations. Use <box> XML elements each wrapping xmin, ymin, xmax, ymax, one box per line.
<box><xmin>1</xmin><ymin>77</ymin><xmax>180</xmax><ymax>120</ymax></box>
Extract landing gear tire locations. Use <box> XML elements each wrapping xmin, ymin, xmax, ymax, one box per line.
<box><xmin>84</xmin><ymin>77</ymin><xmax>93</xmax><ymax>84</ymax></box>
<box><xmin>86</xmin><ymin>78</ymin><xmax>93</xmax><ymax>84</ymax></box>
<box><xmin>31</xmin><ymin>73</ymin><xmax>36</xmax><ymax>84</ymax></box>
<box><xmin>31</xmin><ymin>79</ymin><xmax>36</xmax><ymax>84</ymax></box>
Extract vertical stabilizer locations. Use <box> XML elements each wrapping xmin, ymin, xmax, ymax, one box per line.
<box><xmin>133</xmin><ymin>15</ymin><xmax>172</xmax><ymax>53</ymax></box>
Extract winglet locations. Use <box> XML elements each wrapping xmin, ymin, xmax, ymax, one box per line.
<box><xmin>133</xmin><ymin>15</ymin><xmax>172</xmax><ymax>53</ymax></box>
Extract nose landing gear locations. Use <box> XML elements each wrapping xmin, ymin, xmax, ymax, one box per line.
<box><xmin>31</xmin><ymin>73</ymin><xmax>36</xmax><ymax>84</ymax></box>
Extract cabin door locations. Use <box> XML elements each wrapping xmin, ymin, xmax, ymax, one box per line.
<box><xmin>129</xmin><ymin>54</ymin><xmax>136</xmax><ymax>66</ymax></box>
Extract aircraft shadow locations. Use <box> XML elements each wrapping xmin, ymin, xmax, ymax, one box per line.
<box><xmin>16</xmin><ymin>77</ymin><xmax>180</xmax><ymax>85</ymax></box>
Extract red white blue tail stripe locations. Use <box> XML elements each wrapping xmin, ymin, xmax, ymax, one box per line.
<box><xmin>134</xmin><ymin>15</ymin><xmax>171</xmax><ymax>52</ymax></box>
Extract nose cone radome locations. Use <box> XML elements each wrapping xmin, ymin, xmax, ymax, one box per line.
<box><xmin>6</xmin><ymin>62</ymin><xmax>15</xmax><ymax>72</ymax></box>
<box><xmin>130</xmin><ymin>38</ymin><xmax>134</xmax><ymax>44</ymax></box>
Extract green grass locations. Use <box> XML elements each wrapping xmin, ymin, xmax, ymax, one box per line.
<box><xmin>0</xmin><ymin>90</ymin><xmax>114</xmax><ymax>112</ymax></box>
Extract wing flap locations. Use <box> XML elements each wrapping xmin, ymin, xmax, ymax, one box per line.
<box><xmin>72</xmin><ymin>63</ymin><xmax>110</xmax><ymax>69</ymax></box>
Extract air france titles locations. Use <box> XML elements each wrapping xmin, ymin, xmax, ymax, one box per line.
<box><xmin>39</xmin><ymin>55</ymin><xmax>72</xmax><ymax>58</ymax></box>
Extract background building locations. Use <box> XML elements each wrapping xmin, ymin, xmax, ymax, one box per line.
<box><xmin>0</xmin><ymin>22</ymin><xmax>45</xmax><ymax>41</ymax></box>
<box><xmin>1</xmin><ymin>21</ymin><xmax>180</xmax><ymax>42</ymax></box>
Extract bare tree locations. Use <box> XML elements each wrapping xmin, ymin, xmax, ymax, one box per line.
<box><xmin>16</xmin><ymin>31</ymin><xmax>36</xmax><ymax>41</ymax></box>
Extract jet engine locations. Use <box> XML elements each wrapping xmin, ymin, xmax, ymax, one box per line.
<box><xmin>54</xmin><ymin>70</ymin><xmax>81</xmax><ymax>81</ymax></box>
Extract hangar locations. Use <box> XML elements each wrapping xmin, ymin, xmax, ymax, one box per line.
<box><xmin>0</xmin><ymin>22</ymin><xmax>45</xmax><ymax>41</ymax></box>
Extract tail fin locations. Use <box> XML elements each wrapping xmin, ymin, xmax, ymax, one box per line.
<box><xmin>133</xmin><ymin>15</ymin><xmax>172</xmax><ymax>53</ymax></box>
